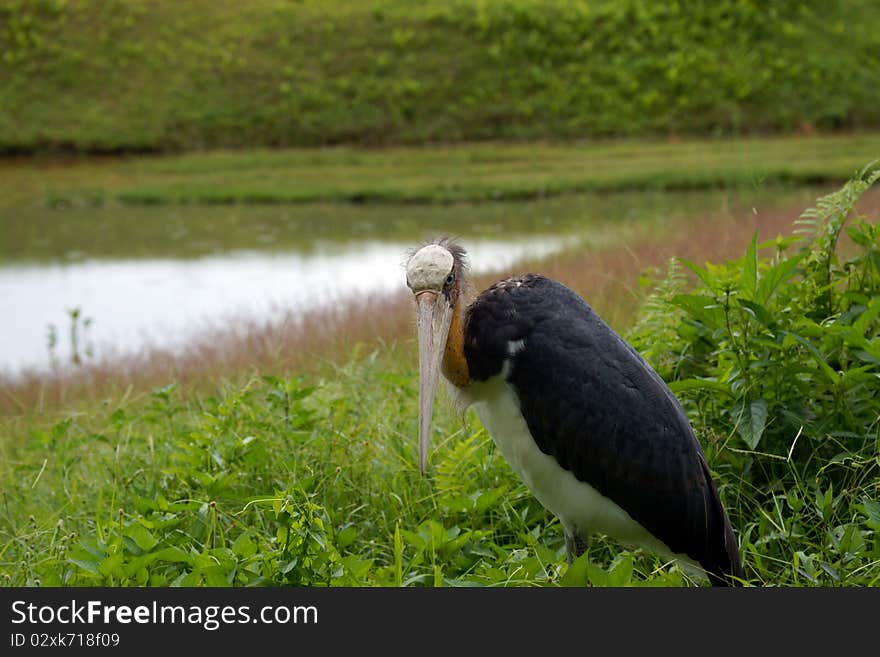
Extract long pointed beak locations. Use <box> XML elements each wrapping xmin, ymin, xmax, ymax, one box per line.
<box><xmin>415</xmin><ymin>290</ymin><xmax>453</xmax><ymax>474</ymax></box>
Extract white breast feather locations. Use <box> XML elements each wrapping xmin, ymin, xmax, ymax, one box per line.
<box><xmin>464</xmin><ymin>374</ymin><xmax>704</xmax><ymax>579</ymax></box>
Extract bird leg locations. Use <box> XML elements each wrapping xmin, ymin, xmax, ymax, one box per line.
<box><xmin>564</xmin><ymin>531</ymin><xmax>589</xmax><ymax>566</ymax></box>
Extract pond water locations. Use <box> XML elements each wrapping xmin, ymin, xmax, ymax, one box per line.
<box><xmin>0</xmin><ymin>237</ymin><xmax>576</xmax><ymax>374</ymax></box>
<box><xmin>0</xmin><ymin>187</ymin><xmax>816</xmax><ymax>376</ymax></box>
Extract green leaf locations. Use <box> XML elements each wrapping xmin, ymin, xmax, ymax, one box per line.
<box><xmin>124</xmin><ymin>524</ymin><xmax>159</xmax><ymax>552</ymax></box>
<box><xmin>670</xmin><ymin>294</ymin><xmax>722</xmax><ymax>327</ymax></box>
<box><xmin>68</xmin><ymin>557</ymin><xmax>101</xmax><ymax>575</ymax></box>
<box><xmin>677</xmin><ymin>258</ymin><xmax>714</xmax><ymax>289</ymax></box>
<box><xmin>782</xmin><ymin>331</ymin><xmax>839</xmax><ymax>384</ymax></box>
<box><xmin>737</xmin><ymin>298</ymin><xmax>775</xmax><ymax>328</ymax></box>
<box><xmin>852</xmin><ymin>295</ymin><xmax>880</xmax><ymax>336</ymax></box>
<box><xmin>607</xmin><ymin>554</ymin><xmax>634</xmax><ymax>586</ymax></box>
<box><xmin>231</xmin><ymin>532</ymin><xmax>257</xmax><ymax>558</ymax></box>
<box><xmin>858</xmin><ymin>498</ymin><xmax>880</xmax><ymax>531</ymax></box>
<box><xmin>668</xmin><ymin>378</ymin><xmax>732</xmax><ymax>396</ymax></box>
<box><xmin>731</xmin><ymin>398</ymin><xmax>768</xmax><ymax>449</ymax></box>
<box><xmin>341</xmin><ymin>555</ymin><xmax>374</xmax><ymax>582</ymax></box>
<box><xmin>394</xmin><ymin>522</ymin><xmax>403</xmax><ymax>587</ymax></box>
<box><xmin>336</xmin><ymin>526</ymin><xmax>358</xmax><ymax>549</ymax></box>
<box><xmin>755</xmin><ymin>254</ymin><xmax>803</xmax><ymax>305</ymax></box>
<box><xmin>474</xmin><ymin>487</ymin><xmax>507</xmax><ymax>513</ymax></box>
<box><xmin>560</xmin><ymin>552</ymin><xmax>590</xmax><ymax>587</ymax></box>
<box><xmin>400</xmin><ymin>529</ymin><xmax>424</xmax><ymax>550</ymax></box>
<box><xmin>846</xmin><ymin>224</ymin><xmax>872</xmax><ymax>247</ymax></box>
<box><xmin>816</xmin><ymin>484</ymin><xmax>834</xmax><ymax>521</ymax></box>
<box><xmin>852</xmin><ymin>350</ymin><xmax>880</xmax><ymax>364</ymax></box>
<box><xmin>99</xmin><ymin>552</ymin><xmax>126</xmax><ymax>579</ymax></box>
<box><xmin>819</xmin><ymin>561</ymin><xmax>840</xmax><ymax>582</ymax></box>
<box><xmin>151</xmin><ymin>547</ymin><xmax>192</xmax><ymax>564</ymax></box>
<box><xmin>203</xmin><ymin>567</ymin><xmax>230</xmax><ymax>587</ymax></box>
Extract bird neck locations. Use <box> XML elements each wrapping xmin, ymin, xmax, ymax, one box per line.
<box><xmin>442</xmin><ymin>298</ymin><xmax>470</xmax><ymax>388</ymax></box>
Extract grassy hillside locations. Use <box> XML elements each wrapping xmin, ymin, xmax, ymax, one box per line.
<box><xmin>2</xmin><ymin>0</ymin><xmax>879</xmax><ymax>153</ymax></box>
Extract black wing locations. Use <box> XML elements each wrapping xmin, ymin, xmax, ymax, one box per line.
<box><xmin>465</xmin><ymin>275</ymin><xmax>742</xmax><ymax>585</ymax></box>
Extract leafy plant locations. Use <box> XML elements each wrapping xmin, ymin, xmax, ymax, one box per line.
<box><xmin>628</xmin><ymin>165</ymin><xmax>880</xmax><ymax>583</ymax></box>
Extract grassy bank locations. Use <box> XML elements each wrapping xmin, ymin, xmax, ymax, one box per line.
<box><xmin>2</xmin><ymin>176</ymin><xmax>878</xmax><ymax>587</ymax></box>
<box><xmin>2</xmin><ymin>186</ymin><xmax>819</xmax><ymax>263</ymax></box>
<box><xmin>5</xmin><ymin>134</ymin><xmax>880</xmax><ymax>212</ymax></box>
<box><xmin>3</xmin><ymin>0</ymin><xmax>879</xmax><ymax>153</ymax></box>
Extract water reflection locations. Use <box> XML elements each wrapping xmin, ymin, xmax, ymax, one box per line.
<box><xmin>1</xmin><ymin>186</ymin><xmax>821</xmax><ymax>376</ymax></box>
<box><xmin>0</xmin><ymin>237</ymin><xmax>575</xmax><ymax>374</ymax></box>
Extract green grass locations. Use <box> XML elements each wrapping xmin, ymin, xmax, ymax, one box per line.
<box><xmin>3</xmin><ymin>351</ymin><xmax>576</xmax><ymax>587</ymax></box>
<box><xmin>7</xmin><ymin>134</ymin><xmax>880</xmax><ymax>213</ymax></box>
<box><xmin>0</xmin><ymin>349</ymin><xmax>722</xmax><ymax>587</ymax></box>
<box><xmin>2</xmin><ymin>175</ymin><xmax>878</xmax><ymax>587</ymax></box>
<box><xmin>1</xmin><ymin>345</ymin><xmax>876</xmax><ymax>587</ymax></box>
<box><xmin>2</xmin><ymin>0</ymin><xmax>879</xmax><ymax>153</ymax></box>
<box><xmin>1</xmin><ymin>183</ymin><xmax>822</xmax><ymax>263</ymax></box>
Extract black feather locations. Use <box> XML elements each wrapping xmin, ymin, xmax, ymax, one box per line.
<box><xmin>464</xmin><ymin>274</ymin><xmax>743</xmax><ymax>585</ymax></box>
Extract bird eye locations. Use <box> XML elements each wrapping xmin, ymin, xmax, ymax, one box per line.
<box><xmin>446</xmin><ymin>273</ymin><xmax>455</xmax><ymax>285</ymax></box>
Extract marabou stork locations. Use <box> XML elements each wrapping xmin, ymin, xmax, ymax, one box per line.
<box><xmin>405</xmin><ymin>239</ymin><xmax>744</xmax><ymax>586</ymax></box>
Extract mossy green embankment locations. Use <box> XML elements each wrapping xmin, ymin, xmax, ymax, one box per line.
<box><xmin>3</xmin><ymin>0</ymin><xmax>879</xmax><ymax>153</ymax></box>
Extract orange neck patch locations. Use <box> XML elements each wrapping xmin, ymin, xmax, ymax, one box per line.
<box><xmin>442</xmin><ymin>300</ymin><xmax>470</xmax><ymax>388</ymax></box>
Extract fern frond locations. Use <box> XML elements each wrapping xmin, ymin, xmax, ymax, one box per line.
<box><xmin>627</xmin><ymin>258</ymin><xmax>687</xmax><ymax>377</ymax></box>
<box><xmin>795</xmin><ymin>160</ymin><xmax>880</xmax><ymax>318</ymax></box>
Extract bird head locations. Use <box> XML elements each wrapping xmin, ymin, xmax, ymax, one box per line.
<box><xmin>405</xmin><ymin>241</ymin><xmax>466</xmax><ymax>474</ymax></box>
